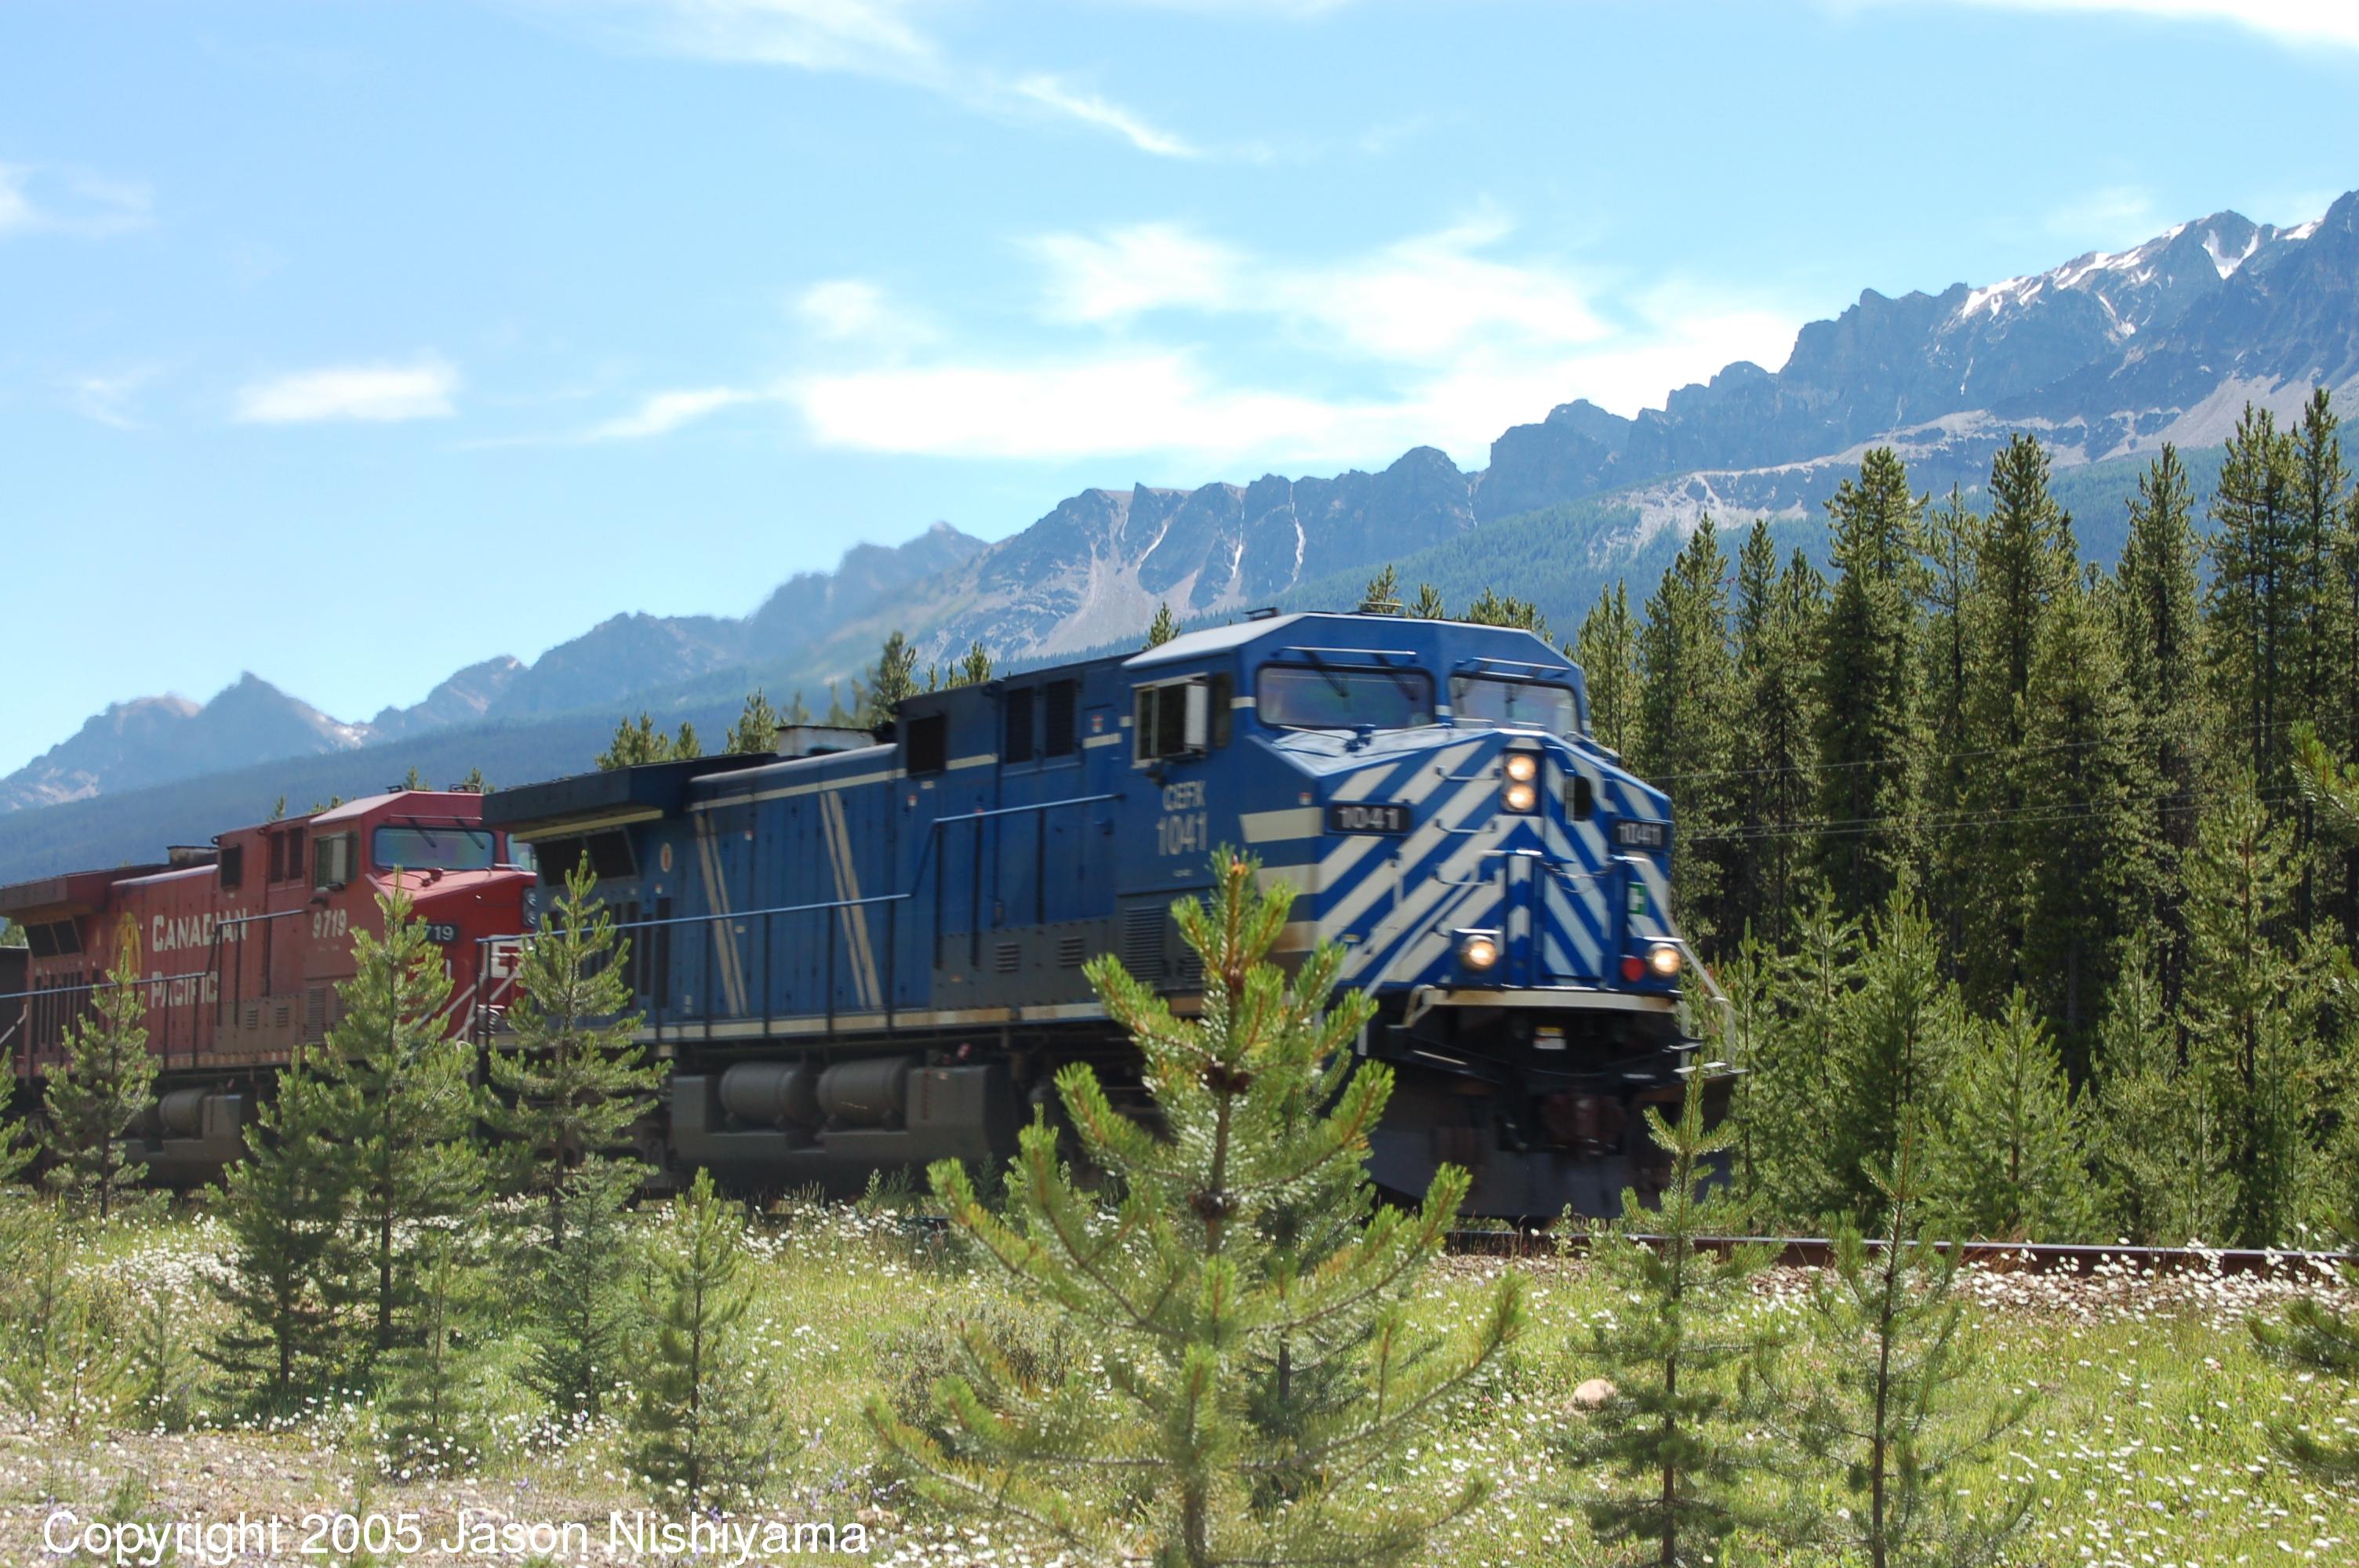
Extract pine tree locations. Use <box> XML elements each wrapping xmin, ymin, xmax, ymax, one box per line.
<box><xmin>523</xmin><ymin>1163</ymin><xmax>640</xmax><ymax>1421</ymax></box>
<box><xmin>2207</xmin><ymin>404</ymin><xmax>2301</xmax><ymax>788</ymax></box>
<box><xmin>128</xmin><ymin>1283</ymin><xmax>200</xmax><ymax>1432</ymax></box>
<box><xmin>0</xmin><ymin>1105</ymin><xmax>32</xmax><ymax>1185</ymax></box>
<box><xmin>493</xmin><ymin>857</ymin><xmax>660</xmax><ymax>1247</ymax></box>
<box><xmin>452</xmin><ymin>767</ymin><xmax>489</xmax><ymax>793</ymax></box>
<box><xmin>491</xmin><ymin>857</ymin><xmax>663</xmax><ymax>1417</ymax></box>
<box><xmin>953</xmin><ymin>641</ymin><xmax>994</xmax><ymax>687</ymax></box>
<box><xmin>599</xmin><ymin>717</ymin><xmax>665</xmax><ymax>768</ymax></box>
<box><xmin>1146</xmin><ymin>602</ymin><xmax>1181</xmax><ymax>648</ymax></box>
<box><xmin>2180</xmin><ymin>773</ymin><xmax>2310</xmax><ymax>1246</ymax></box>
<box><xmin>1578</xmin><ymin>581</ymin><xmax>1642</xmax><ymax>757</ymax></box>
<box><xmin>1636</xmin><ymin>518</ymin><xmax>1737</xmax><ymax>943</ymax></box>
<box><xmin>1722</xmin><ymin>897</ymin><xmax>1859</xmax><ymax>1228</ymax></box>
<box><xmin>315</xmin><ymin>886</ymin><xmax>488</xmax><ymax>1355</ymax></box>
<box><xmin>1817</xmin><ymin>448</ymin><xmax>1925</xmax><ymax>920</ymax></box>
<box><xmin>1957</xmin><ymin>434</ymin><xmax>2078</xmax><ymax>1007</ymax></box>
<box><xmin>1779</xmin><ymin>1142</ymin><xmax>2032</xmax><ymax>1568</ymax></box>
<box><xmin>2015</xmin><ymin>568</ymin><xmax>2141</xmax><ymax>1052</ymax></box>
<box><xmin>1916</xmin><ymin>487</ymin><xmax>1983</xmax><ymax>956</ymax></box>
<box><xmin>2289</xmin><ymin>389</ymin><xmax>2353</xmax><ymax>931</ymax></box>
<box><xmin>1825</xmin><ymin>890</ymin><xmax>1966</xmax><ymax>1229</ymax></box>
<box><xmin>724</xmin><ymin>689</ymin><xmax>784</xmax><ymax>755</ymax></box>
<box><xmin>1924</xmin><ymin>989</ymin><xmax>2097</xmax><ymax>1242</ymax></box>
<box><xmin>399</xmin><ymin>765</ymin><xmax>426</xmax><ymax>791</ymax></box>
<box><xmin>630</xmin><ymin>1168</ymin><xmax>784</xmax><ymax>1508</ymax></box>
<box><xmin>205</xmin><ymin>1058</ymin><xmax>357</xmax><ymax>1411</ymax></box>
<box><xmin>1728</xmin><ymin>532</ymin><xmax>1826</xmax><ymax>948</ymax></box>
<box><xmin>867</xmin><ymin>854</ymin><xmax>1525</xmax><ymax>1568</ymax></box>
<box><xmin>0</xmin><ymin>916</ymin><xmax>24</xmax><ymax>947</ymax></box>
<box><xmin>1558</xmin><ymin>1072</ymin><xmax>1777</xmax><ymax>1566</ymax></box>
<box><xmin>1361</xmin><ymin>563</ymin><xmax>1401</xmax><ymax>613</ymax></box>
<box><xmin>867</xmin><ymin>631</ymin><xmax>920</xmax><ymax>724</ymax></box>
<box><xmin>598</xmin><ymin>713</ymin><xmax>700</xmax><ymax>770</ymax></box>
<box><xmin>2089</xmin><ymin>935</ymin><xmax>2231</xmax><ymax>1245</ymax></box>
<box><xmin>2249</xmin><ymin>1291</ymin><xmax>2359</xmax><ymax>1480</ymax></box>
<box><xmin>1463</xmin><ymin>586</ymin><xmax>1547</xmax><ymax>637</ymax></box>
<box><xmin>376</xmin><ymin>1229</ymin><xmax>493</xmax><ymax>1478</ymax></box>
<box><xmin>1409</xmin><ymin>582</ymin><xmax>1447</xmax><ymax>619</ymax></box>
<box><xmin>42</xmin><ymin>915</ymin><xmax>156</xmax><ymax>1221</ymax></box>
<box><xmin>2114</xmin><ymin>445</ymin><xmax>2208</xmax><ymax>1011</ymax></box>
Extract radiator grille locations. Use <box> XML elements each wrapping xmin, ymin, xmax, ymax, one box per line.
<box><xmin>304</xmin><ymin>986</ymin><xmax>327</xmax><ymax>1044</ymax></box>
<box><xmin>1056</xmin><ymin>935</ymin><xmax>1087</xmax><ymax>968</ymax></box>
<box><xmin>1121</xmin><ymin>907</ymin><xmax>1164</xmax><ymax>978</ymax></box>
<box><xmin>994</xmin><ymin>941</ymin><xmax>1021</xmax><ymax>975</ymax></box>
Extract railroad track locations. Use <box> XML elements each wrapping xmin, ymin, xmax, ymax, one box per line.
<box><xmin>1441</xmin><ymin>1229</ymin><xmax>2355</xmax><ymax>1277</ymax></box>
<box><xmin>878</xmin><ymin>1213</ymin><xmax>2349</xmax><ymax>1277</ymax></box>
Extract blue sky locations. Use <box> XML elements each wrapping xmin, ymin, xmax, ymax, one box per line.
<box><xmin>4</xmin><ymin>0</ymin><xmax>2357</xmax><ymax>774</ymax></box>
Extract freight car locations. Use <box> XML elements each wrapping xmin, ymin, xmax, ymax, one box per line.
<box><xmin>0</xmin><ymin>790</ymin><xmax>534</xmax><ymax>1181</ymax></box>
<box><xmin>482</xmin><ymin>612</ymin><xmax>1710</xmax><ymax>1217</ymax></box>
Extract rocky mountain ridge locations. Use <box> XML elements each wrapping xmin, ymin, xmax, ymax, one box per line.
<box><xmin>0</xmin><ymin>523</ymin><xmax>987</xmax><ymax>813</ymax></box>
<box><xmin>9</xmin><ymin>186</ymin><xmax>2357</xmax><ymax>828</ymax></box>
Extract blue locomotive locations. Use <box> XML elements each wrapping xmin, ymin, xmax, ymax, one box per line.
<box><xmin>481</xmin><ymin>610</ymin><xmax>1706</xmax><ymax>1216</ymax></box>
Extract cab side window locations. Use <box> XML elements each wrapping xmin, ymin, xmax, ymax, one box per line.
<box><xmin>314</xmin><ymin>833</ymin><xmax>356</xmax><ymax>889</ymax></box>
<box><xmin>1135</xmin><ymin>677</ymin><xmax>1226</xmax><ymax>761</ymax></box>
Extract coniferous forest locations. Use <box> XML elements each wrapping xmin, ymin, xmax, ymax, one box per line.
<box><xmin>1434</xmin><ymin>393</ymin><xmax>2359</xmax><ymax>1250</ymax></box>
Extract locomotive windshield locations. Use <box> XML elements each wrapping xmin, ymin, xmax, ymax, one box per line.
<box><xmin>373</xmin><ymin>826</ymin><xmax>497</xmax><ymax>872</ymax></box>
<box><xmin>1256</xmin><ymin>664</ymin><xmax>1434</xmax><ymax>731</ymax></box>
<box><xmin>1449</xmin><ymin>675</ymin><xmax>1580</xmax><ymax>736</ymax></box>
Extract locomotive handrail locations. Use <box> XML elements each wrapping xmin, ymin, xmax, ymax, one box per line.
<box><xmin>931</xmin><ymin>790</ymin><xmax>1122</xmax><ymax>964</ymax></box>
<box><xmin>2</xmin><ymin>967</ymin><xmax>224</xmax><ymax>1076</ymax></box>
<box><xmin>1279</xmin><ymin>644</ymin><xmax>1421</xmax><ymax>664</ymax></box>
<box><xmin>479</xmin><ymin>890</ymin><xmax>913</xmax><ymax>944</ymax></box>
<box><xmin>0</xmin><ymin>969</ymin><xmax>221</xmax><ymax>1004</ymax></box>
<box><xmin>471</xmin><ymin>890</ymin><xmax>920</xmax><ymax>1049</ymax></box>
<box><xmin>929</xmin><ymin>791</ymin><xmax>1118</xmax><ymax>826</ymax></box>
<box><xmin>1450</xmin><ymin>655</ymin><xmax>1572</xmax><ymax>678</ymax></box>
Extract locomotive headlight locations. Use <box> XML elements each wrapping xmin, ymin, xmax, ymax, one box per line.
<box><xmin>1502</xmin><ymin>753</ymin><xmax>1540</xmax><ymax>813</ymax></box>
<box><xmin>1457</xmin><ymin>931</ymin><xmax>1501</xmax><ymax>972</ymax></box>
<box><xmin>1646</xmin><ymin>942</ymin><xmax>1685</xmax><ymax>978</ymax></box>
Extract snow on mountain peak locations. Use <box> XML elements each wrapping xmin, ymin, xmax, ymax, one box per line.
<box><xmin>2203</xmin><ymin>226</ymin><xmax>2262</xmax><ymax>278</ymax></box>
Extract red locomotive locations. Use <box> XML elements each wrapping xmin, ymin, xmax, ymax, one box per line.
<box><xmin>0</xmin><ymin>789</ymin><xmax>534</xmax><ymax>1181</ymax></box>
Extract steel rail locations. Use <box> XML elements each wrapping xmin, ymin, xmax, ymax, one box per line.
<box><xmin>1438</xmin><ymin>1229</ymin><xmax>2355</xmax><ymax>1276</ymax></box>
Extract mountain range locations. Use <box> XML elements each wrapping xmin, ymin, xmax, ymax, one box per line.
<box><xmin>5</xmin><ymin>185</ymin><xmax>2355</xmax><ymax>881</ymax></box>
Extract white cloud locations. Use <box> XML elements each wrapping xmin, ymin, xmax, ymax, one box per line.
<box><xmin>529</xmin><ymin>1</ymin><xmax>1204</xmax><ymax>156</ymax></box>
<box><xmin>0</xmin><ymin>162</ymin><xmax>152</xmax><ymax>238</ymax></box>
<box><xmin>591</xmin><ymin>220</ymin><xmax>1803</xmax><ymax>473</ymax></box>
<box><xmin>1026</xmin><ymin>223</ymin><xmax>1241</xmax><ymax>322</ymax></box>
<box><xmin>1012</xmin><ymin>75</ymin><xmax>1198</xmax><ymax>158</ymax></box>
<box><xmin>547</xmin><ymin>0</ymin><xmax>942</xmax><ymax>74</ymax></box>
<box><xmin>1027</xmin><ymin>215</ymin><xmax>1611</xmax><ymax>364</ymax></box>
<box><xmin>234</xmin><ymin>360</ymin><xmax>460</xmax><ymax>423</ymax></box>
<box><xmin>587</xmin><ymin>384</ymin><xmax>767</xmax><ymax>439</ymax></box>
<box><xmin>1874</xmin><ymin>1</ymin><xmax>2359</xmax><ymax>48</ymax></box>
<box><xmin>2045</xmin><ymin>183</ymin><xmax>2157</xmax><ymax>243</ymax></box>
<box><xmin>794</xmin><ymin>277</ymin><xmax>934</xmax><ymax>348</ymax></box>
<box><xmin>67</xmin><ymin>366</ymin><xmax>163</xmax><ymax>429</ymax></box>
<box><xmin>778</xmin><ymin>224</ymin><xmax>1801</xmax><ymax>470</ymax></box>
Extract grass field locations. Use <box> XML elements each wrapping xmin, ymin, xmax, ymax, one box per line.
<box><xmin>1</xmin><ymin>1197</ymin><xmax>2353</xmax><ymax>1567</ymax></box>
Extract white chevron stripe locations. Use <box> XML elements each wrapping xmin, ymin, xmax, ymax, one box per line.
<box><xmin>820</xmin><ymin>793</ymin><xmax>885</xmax><ymax>1009</ymax></box>
<box><xmin>693</xmin><ymin>820</ymin><xmax>748</xmax><ymax>1017</ymax></box>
